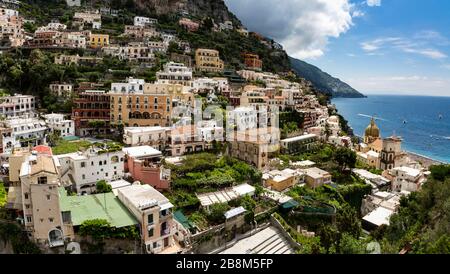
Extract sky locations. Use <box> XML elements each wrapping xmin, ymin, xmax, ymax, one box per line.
<box><xmin>224</xmin><ymin>0</ymin><xmax>450</xmax><ymax>97</ymax></box>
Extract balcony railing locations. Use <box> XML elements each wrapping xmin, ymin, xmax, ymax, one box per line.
<box><xmin>161</xmin><ymin>228</ymin><xmax>170</xmax><ymax>236</ymax></box>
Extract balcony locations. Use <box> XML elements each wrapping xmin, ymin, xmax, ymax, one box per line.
<box><xmin>161</xmin><ymin>228</ymin><xmax>170</xmax><ymax>236</ymax></box>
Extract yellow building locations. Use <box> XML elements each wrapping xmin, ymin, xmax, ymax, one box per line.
<box><xmin>89</xmin><ymin>33</ymin><xmax>109</xmax><ymax>48</ymax></box>
<box><xmin>228</xmin><ymin>127</ymin><xmax>280</xmax><ymax>170</ymax></box>
<box><xmin>263</xmin><ymin>168</ymin><xmax>303</xmax><ymax>192</ymax></box>
<box><xmin>195</xmin><ymin>48</ymin><xmax>224</xmax><ymax>73</ymax></box>
<box><xmin>304</xmin><ymin>167</ymin><xmax>332</xmax><ymax>189</ymax></box>
<box><xmin>110</xmin><ymin>84</ymin><xmax>186</xmax><ymax>127</ymax></box>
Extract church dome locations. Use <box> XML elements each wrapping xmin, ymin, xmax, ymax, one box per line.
<box><xmin>365</xmin><ymin>118</ymin><xmax>380</xmax><ymax>138</ymax></box>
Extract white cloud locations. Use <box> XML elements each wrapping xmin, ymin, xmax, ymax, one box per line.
<box><xmin>361</xmin><ymin>34</ymin><xmax>448</xmax><ymax>60</ymax></box>
<box><xmin>225</xmin><ymin>0</ymin><xmax>356</xmax><ymax>59</ymax></box>
<box><xmin>352</xmin><ymin>10</ymin><xmax>365</xmax><ymax>18</ymax></box>
<box><xmin>366</xmin><ymin>0</ymin><xmax>381</xmax><ymax>7</ymax></box>
<box><xmin>401</xmin><ymin>48</ymin><xmax>447</xmax><ymax>59</ymax></box>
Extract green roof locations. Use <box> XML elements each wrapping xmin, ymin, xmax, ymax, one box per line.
<box><xmin>174</xmin><ymin>210</ymin><xmax>194</xmax><ymax>230</ymax></box>
<box><xmin>281</xmin><ymin>199</ymin><xmax>300</xmax><ymax>210</ymax></box>
<box><xmin>59</xmin><ymin>188</ymin><xmax>138</xmax><ymax>228</ymax></box>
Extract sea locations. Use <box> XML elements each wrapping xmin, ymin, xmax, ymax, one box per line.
<box><xmin>332</xmin><ymin>95</ymin><xmax>450</xmax><ymax>164</ymax></box>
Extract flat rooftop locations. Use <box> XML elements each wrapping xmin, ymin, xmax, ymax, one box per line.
<box><xmin>197</xmin><ymin>184</ymin><xmax>255</xmax><ymax>207</ymax></box>
<box><xmin>58</xmin><ymin>188</ymin><xmax>138</xmax><ymax>228</ymax></box>
<box><xmin>281</xmin><ymin>134</ymin><xmax>317</xmax><ymax>143</ymax></box>
<box><xmin>304</xmin><ymin>167</ymin><xmax>330</xmax><ymax>179</ymax></box>
<box><xmin>220</xmin><ymin>226</ymin><xmax>295</xmax><ymax>254</ymax></box>
<box><xmin>122</xmin><ymin>146</ymin><xmax>162</xmax><ymax>158</ymax></box>
<box><xmin>118</xmin><ymin>184</ymin><xmax>173</xmax><ymax>211</ymax></box>
<box><xmin>125</xmin><ymin>126</ymin><xmax>169</xmax><ymax>134</ymax></box>
<box><xmin>363</xmin><ymin>207</ymin><xmax>394</xmax><ymax>227</ymax></box>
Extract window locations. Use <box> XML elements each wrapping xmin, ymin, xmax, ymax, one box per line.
<box><xmin>147</xmin><ymin>214</ymin><xmax>154</xmax><ymax>225</ymax></box>
<box><xmin>46</xmin><ymin>195</ymin><xmax>51</xmax><ymax>201</ymax></box>
<box><xmin>24</xmin><ymin>193</ymin><xmax>29</xmax><ymax>199</ymax></box>
<box><xmin>82</xmin><ymin>174</ymin><xmax>85</xmax><ymax>180</ymax></box>
<box><xmin>37</xmin><ymin>176</ymin><xmax>47</xmax><ymax>185</ymax></box>
<box><xmin>49</xmin><ymin>218</ymin><xmax>54</xmax><ymax>223</ymax></box>
<box><xmin>81</xmin><ymin>162</ymin><xmax>86</xmax><ymax>168</ymax></box>
<box><xmin>99</xmin><ymin>161</ymin><xmax>102</xmax><ymax>166</ymax></box>
<box><xmin>148</xmin><ymin>228</ymin><xmax>154</xmax><ymax>237</ymax></box>
<box><xmin>105</xmin><ymin>172</ymin><xmax>108</xmax><ymax>177</ymax></box>
<box><xmin>25</xmin><ymin>204</ymin><xmax>30</xmax><ymax>209</ymax></box>
<box><xmin>26</xmin><ymin>216</ymin><xmax>32</xmax><ymax>223</ymax></box>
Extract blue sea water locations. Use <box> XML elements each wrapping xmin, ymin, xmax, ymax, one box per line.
<box><xmin>332</xmin><ymin>95</ymin><xmax>450</xmax><ymax>164</ymax></box>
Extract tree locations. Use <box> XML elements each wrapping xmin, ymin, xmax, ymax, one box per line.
<box><xmin>96</xmin><ymin>180</ymin><xmax>112</xmax><ymax>194</ymax></box>
<box><xmin>48</xmin><ymin>130</ymin><xmax>62</xmax><ymax>147</ymax></box>
<box><xmin>336</xmin><ymin>205</ymin><xmax>362</xmax><ymax>239</ymax></box>
<box><xmin>207</xmin><ymin>203</ymin><xmax>230</xmax><ymax>224</ymax></box>
<box><xmin>334</xmin><ymin>147</ymin><xmax>357</xmax><ymax>172</ymax></box>
<box><xmin>339</xmin><ymin>233</ymin><xmax>366</xmax><ymax>254</ymax></box>
<box><xmin>317</xmin><ymin>224</ymin><xmax>340</xmax><ymax>254</ymax></box>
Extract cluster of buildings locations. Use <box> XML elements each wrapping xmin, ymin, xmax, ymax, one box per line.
<box><xmin>5</xmin><ymin>143</ymin><xmax>188</xmax><ymax>253</ymax></box>
<box><xmin>0</xmin><ymin>6</ymin><xmax>24</xmax><ymax>47</ymax></box>
<box><xmin>353</xmin><ymin>118</ymin><xmax>430</xmax><ymax>229</ymax></box>
<box><xmin>0</xmin><ymin>94</ymin><xmax>75</xmax><ymax>154</ymax></box>
<box><xmin>2</xmin><ymin>2</ymin><xmax>436</xmax><ymax>254</ymax></box>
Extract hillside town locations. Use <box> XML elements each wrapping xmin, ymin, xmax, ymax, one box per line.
<box><xmin>0</xmin><ymin>0</ymin><xmax>446</xmax><ymax>255</ymax></box>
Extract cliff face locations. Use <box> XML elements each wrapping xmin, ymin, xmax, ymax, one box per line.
<box><xmin>132</xmin><ymin>0</ymin><xmax>240</xmax><ymax>24</ymax></box>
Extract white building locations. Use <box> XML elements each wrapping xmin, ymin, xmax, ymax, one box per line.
<box><xmin>134</xmin><ymin>16</ymin><xmax>158</xmax><ymax>27</ymax></box>
<box><xmin>196</xmin><ymin>120</ymin><xmax>224</xmax><ymax>142</ymax></box>
<box><xmin>111</xmin><ymin>78</ymin><xmax>145</xmax><ymax>94</ymax></box>
<box><xmin>65</xmin><ymin>0</ymin><xmax>81</xmax><ymax>7</ymax></box>
<box><xmin>0</xmin><ymin>8</ymin><xmax>19</xmax><ymax>18</ymax></box>
<box><xmin>219</xmin><ymin>21</ymin><xmax>233</xmax><ymax>31</ymax></box>
<box><xmin>161</xmin><ymin>33</ymin><xmax>176</xmax><ymax>46</ymax></box>
<box><xmin>361</xmin><ymin>191</ymin><xmax>404</xmax><ymax>228</ymax></box>
<box><xmin>227</xmin><ymin>106</ymin><xmax>267</xmax><ymax>132</ymax></box>
<box><xmin>49</xmin><ymin>83</ymin><xmax>73</xmax><ymax>98</ymax></box>
<box><xmin>43</xmin><ymin>114</ymin><xmax>75</xmax><ymax>138</ymax></box>
<box><xmin>281</xmin><ymin>88</ymin><xmax>304</xmax><ymax>107</ymax></box>
<box><xmin>328</xmin><ymin>136</ymin><xmax>352</xmax><ymax>148</ymax></box>
<box><xmin>156</xmin><ymin>62</ymin><xmax>193</xmax><ymax>87</ymax></box>
<box><xmin>36</xmin><ymin>22</ymin><xmax>67</xmax><ymax>32</ymax></box>
<box><xmin>0</xmin><ymin>94</ymin><xmax>36</xmax><ymax>119</ymax></box>
<box><xmin>1</xmin><ymin>117</ymin><xmax>48</xmax><ymax>154</ymax></box>
<box><xmin>385</xmin><ymin>166</ymin><xmax>427</xmax><ymax>193</ymax></box>
<box><xmin>123</xmin><ymin>126</ymin><xmax>170</xmax><ymax>150</ymax></box>
<box><xmin>352</xmin><ymin>168</ymin><xmax>390</xmax><ymax>190</ymax></box>
<box><xmin>190</xmin><ymin>77</ymin><xmax>230</xmax><ymax>94</ymax></box>
<box><xmin>57</xmin><ymin>145</ymin><xmax>125</xmax><ymax>194</ymax></box>
<box><xmin>356</xmin><ymin>150</ymin><xmax>380</xmax><ymax>169</ymax></box>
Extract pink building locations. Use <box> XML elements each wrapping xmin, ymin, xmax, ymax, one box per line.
<box><xmin>123</xmin><ymin>146</ymin><xmax>171</xmax><ymax>190</ymax></box>
<box><xmin>179</xmin><ymin>18</ymin><xmax>200</xmax><ymax>32</ymax></box>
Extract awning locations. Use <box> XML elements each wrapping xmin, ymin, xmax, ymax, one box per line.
<box><xmin>224</xmin><ymin>206</ymin><xmax>247</xmax><ymax>219</ymax></box>
<box><xmin>160</xmin><ymin>202</ymin><xmax>174</xmax><ymax>211</ymax></box>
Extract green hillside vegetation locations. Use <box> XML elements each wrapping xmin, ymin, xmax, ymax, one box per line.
<box><xmin>290</xmin><ymin>56</ymin><xmax>364</xmax><ymax>98</ymax></box>
<box><xmin>378</xmin><ymin>165</ymin><xmax>450</xmax><ymax>253</ymax></box>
